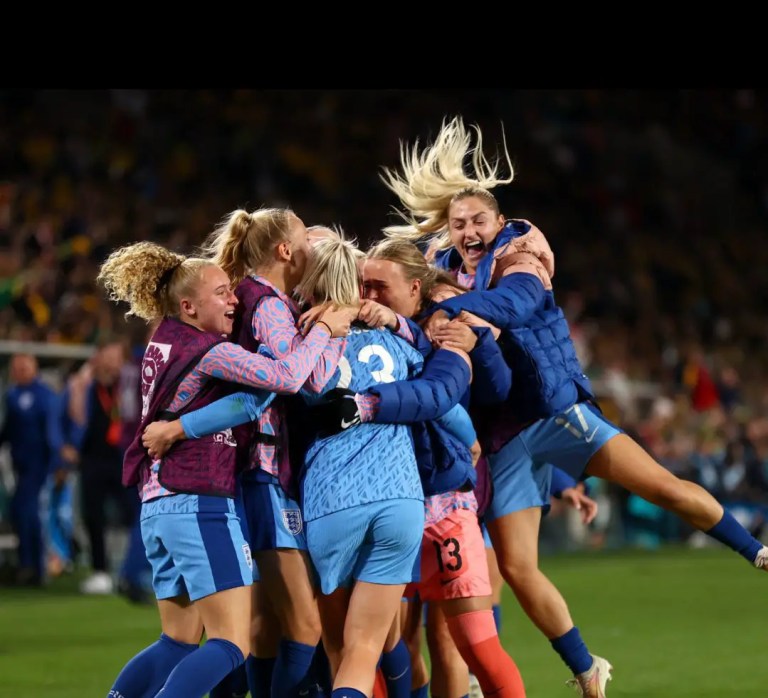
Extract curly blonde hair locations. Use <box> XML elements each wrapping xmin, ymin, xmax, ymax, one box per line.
<box><xmin>380</xmin><ymin>116</ymin><xmax>514</xmax><ymax>248</ymax></box>
<box><xmin>97</xmin><ymin>241</ymin><xmax>215</xmax><ymax>321</ymax></box>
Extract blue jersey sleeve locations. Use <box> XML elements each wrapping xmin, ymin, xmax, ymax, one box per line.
<box><xmin>434</xmin><ymin>403</ymin><xmax>477</xmax><ymax>448</ymax></box>
<box><xmin>434</xmin><ymin>273</ymin><xmax>546</xmax><ymax>330</ymax></box>
<box><xmin>179</xmin><ymin>390</ymin><xmax>276</xmax><ymax>438</ymax></box>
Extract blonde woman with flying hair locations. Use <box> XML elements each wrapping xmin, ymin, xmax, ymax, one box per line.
<box><xmin>98</xmin><ymin>241</ymin><xmax>351</xmax><ymax>698</ymax></box>
<box><xmin>379</xmin><ymin>116</ymin><xmax>768</xmax><ymax>698</ymax></box>
<box><xmin>364</xmin><ymin>237</ymin><xmax>596</xmax><ymax>698</ymax></box>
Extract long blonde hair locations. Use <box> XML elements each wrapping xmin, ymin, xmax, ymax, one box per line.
<box><xmin>97</xmin><ymin>241</ymin><xmax>214</xmax><ymax>321</ymax></box>
<box><xmin>202</xmin><ymin>207</ymin><xmax>297</xmax><ymax>286</ymax></box>
<box><xmin>381</xmin><ymin>116</ymin><xmax>514</xmax><ymax>248</ymax></box>
<box><xmin>295</xmin><ymin>233</ymin><xmax>363</xmax><ymax>307</ymax></box>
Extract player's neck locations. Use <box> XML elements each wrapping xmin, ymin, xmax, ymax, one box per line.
<box><xmin>257</xmin><ymin>266</ymin><xmax>289</xmax><ymax>295</ymax></box>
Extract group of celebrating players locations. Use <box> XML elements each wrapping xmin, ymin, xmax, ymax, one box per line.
<box><xmin>100</xmin><ymin>117</ymin><xmax>767</xmax><ymax>698</ymax></box>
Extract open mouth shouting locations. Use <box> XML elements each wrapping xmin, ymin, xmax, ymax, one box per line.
<box><xmin>463</xmin><ymin>239</ymin><xmax>487</xmax><ymax>265</ymax></box>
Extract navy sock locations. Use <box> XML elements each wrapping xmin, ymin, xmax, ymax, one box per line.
<box><xmin>331</xmin><ymin>689</ymin><xmax>366</xmax><ymax>698</ymax></box>
<box><xmin>272</xmin><ymin>639</ymin><xmax>317</xmax><ymax>698</ymax></box>
<box><xmin>550</xmin><ymin>626</ymin><xmax>593</xmax><ymax>675</ymax></box>
<box><xmin>247</xmin><ymin>655</ymin><xmax>276</xmax><ymax>698</ymax></box>
<box><xmin>109</xmin><ymin>633</ymin><xmax>197</xmax><ymax>698</ymax></box>
<box><xmin>411</xmin><ymin>682</ymin><xmax>429</xmax><ymax>698</ymax></box>
<box><xmin>381</xmin><ymin>639</ymin><xmax>411</xmax><ymax>698</ymax></box>
<box><xmin>492</xmin><ymin>603</ymin><xmax>502</xmax><ymax>632</ymax></box>
<box><xmin>310</xmin><ymin>641</ymin><xmax>333</xmax><ymax>695</ymax></box>
<box><xmin>209</xmin><ymin>663</ymin><xmax>249</xmax><ymax>698</ymax></box>
<box><xmin>156</xmin><ymin>638</ymin><xmax>244</xmax><ymax>697</ymax></box>
<box><xmin>307</xmin><ymin>683</ymin><xmax>329</xmax><ymax>698</ymax></box>
<box><xmin>706</xmin><ymin>510</ymin><xmax>763</xmax><ymax>562</ymax></box>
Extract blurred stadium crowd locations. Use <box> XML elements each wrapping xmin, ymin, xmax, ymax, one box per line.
<box><xmin>1</xmin><ymin>89</ymin><xmax>767</xmax><ymax>587</ymax></box>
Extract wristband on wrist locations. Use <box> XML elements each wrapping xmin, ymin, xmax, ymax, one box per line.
<box><xmin>315</xmin><ymin>320</ymin><xmax>333</xmax><ymax>336</ymax></box>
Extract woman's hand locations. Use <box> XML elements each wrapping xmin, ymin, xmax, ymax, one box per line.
<box><xmin>560</xmin><ymin>485</ymin><xmax>599</xmax><ymax>525</ymax></box>
<box><xmin>298</xmin><ymin>302</ymin><xmax>331</xmax><ymax>335</ymax></box>
<box><xmin>422</xmin><ymin>309</ymin><xmax>450</xmax><ymax>342</ymax></box>
<box><xmin>431</xmin><ymin>319</ymin><xmax>478</xmax><ymax>353</ymax></box>
<box><xmin>142</xmin><ymin>420</ymin><xmax>186</xmax><ymax>460</ymax></box>
<box><xmin>358</xmin><ymin>299</ymin><xmax>398</xmax><ymax>330</ymax></box>
<box><xmin>319</xmin><ymin>305</ymin><xmax>358</xmax><ymax>338</ymax></box>
<box><xmin>457</xmin><ymin>311</ymin><xmax>501</xmax><ymax>340</ymax></box>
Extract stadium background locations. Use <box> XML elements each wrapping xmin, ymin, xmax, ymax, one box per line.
<box><xmin>1</xmin><ymin>89</ymin><xmax>767</xmax><ymax>696</ymax></box>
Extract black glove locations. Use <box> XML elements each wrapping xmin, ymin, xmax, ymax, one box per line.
<box><xmin>310</xmin><ymin>388</ymin><xmax>362</xmax><ymax>438</ymax></box>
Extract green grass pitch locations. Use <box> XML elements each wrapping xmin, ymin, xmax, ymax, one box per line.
<box><xmin>0</xmin><ymin>546</ymin><xmax>764</xmax><ymax>697</ymax></box>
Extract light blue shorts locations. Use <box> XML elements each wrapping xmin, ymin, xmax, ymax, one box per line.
<box><xmin>307</xmin><ymin>499</ymin><xmax>424</xmax><ymax>595</ymax></box>
<box><xmin>141</xmin><ymin>494</ymin><xmax>253</xmax><ymax>601</ymax></box>
<box><xmin>486</xmin><ymin>402</ymin><xmax>621</xmax><ymax>522</ymax></box>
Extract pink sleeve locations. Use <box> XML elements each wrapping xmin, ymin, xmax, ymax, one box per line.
<box><xmin>393</xmin><ymin>313</ymin><xmax>414</xmax><ymax>344</ymax></box>
<box><xmin>197</xmin><ymin>325</ymin><xmax>331</xmax><ymax>394</ymax></box>
<box><xmin>253</xmin><ymin>296</ymin><xmax>345</xmax><ymax>393</ymax></box>
<box><xmin>354</xmin><ymin>393</ymin><xmax>380</xmax><ymax>423</ymax></box>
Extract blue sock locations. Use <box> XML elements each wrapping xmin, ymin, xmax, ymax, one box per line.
<box><xmin>247</xmin><ymin>655</ymin><xmax>276</xmax><ymax>698</ymax></box>
<box><xmin>308</xmin><ymin>683</ymin><xmax>328</xmax><ymax>698</ymax></box>
<box><xmin>411</xmin><ymin>682</ymin><xmax>430</xmax><ymax>698</ymax></box>
<box><xmin>331</xmin><ymin>689</ymin><xmax>366</xmax><ymax>698</ymax></box>
<box><xmin>706</xmin><ymin>510</ymin><xmax>763</xmax><ymax>562</ymax></box>
<box><xmin>492</xmin><ymin>603</ymin><xmax>502</xmax><ymax>632</ymax></box>
<box><xmin>109</xmin><ymin>633</ymin><xmax>197</xmax><ymax>698</ymax></box>
<box><xmin>272</xmin><ymin>639</ymin><xmax>317</xmax><ymax>698</ymax></box>
<box><xmin>210</xmin><ymin>663</ymin><xmax>249</xmax><ymax>698</ymax></box>
<box><xmin>550</xmin><ymin>626</ymin><xmax>593</xmax><ymax>675</ymax></box>
<box><xmin>156</xmin><ymin>638</ymin><xmax>244</xmax><ymax>697</ymax></box>
<box><xmin>311</xmin><ymin>642</ymin><xmax>333</xmax><ymax>695</ymax></box>
<box><xmin>381</xmin><ymin>639</ymin><xmax>411</xmax><ymax>698</ymax></box>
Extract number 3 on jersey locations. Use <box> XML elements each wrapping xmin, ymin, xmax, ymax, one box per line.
<box><xmin>336</xmin><ymin>344</ymin><xmax>396</xmax><ymax>388</ymax></box>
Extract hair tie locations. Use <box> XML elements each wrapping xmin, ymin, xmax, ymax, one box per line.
<box><xmin>157</xmin><ymin>260</ymin><xmax>183</xmax><ymax>290</ymax></box>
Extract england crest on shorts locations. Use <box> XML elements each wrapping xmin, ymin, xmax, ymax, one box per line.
<box><xmin>281</xmin><ymin>509</ymin><xmax>303</xmax><ymax>535</ymax></box>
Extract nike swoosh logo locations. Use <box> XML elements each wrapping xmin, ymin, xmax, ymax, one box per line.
<box><xmin>584</xmin><ymin>426</ymin><xmax>599</xmax><ymax>443</ymax></box>
<box><xmin>386</xmin><ymin>667</ymin><xmax>409</xmax><ymax>681</ymax></box>
<box><xmin>341</xmin><ymin>418</ymin><xmax>358</xmax><ymax>429</ymax></box>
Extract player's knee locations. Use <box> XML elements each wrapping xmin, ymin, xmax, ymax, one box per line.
<box><xmin>285</xmin><ymin>608</ymin><xmax>322</xmax><ymax>645</ymax></box>
<box><xmin>403</xmin><ymin>631</ymin><xmax>422</xmax><ymax>660</ymax></box>
<box><xmin>232</xmin><ymin>633</ymin><xmax>251</xmax><ymax>661</ymax></box>
<box><xmin>250</xmin><ymin>614</ymin><xmax>280</xmax><ymax>656</ymax></box>
<box><xmin>498</xmin><ymin>554</ymin><xmax>539</xmax><ymax>588</ymax></box>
